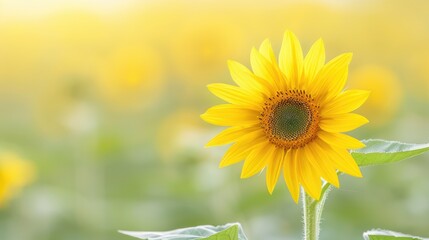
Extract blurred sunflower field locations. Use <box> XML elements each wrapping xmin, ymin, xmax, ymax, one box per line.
<box><xmin>0</xmin><ymin>0</ymin><xmax>429</xmax><ymax>239</ymax></box>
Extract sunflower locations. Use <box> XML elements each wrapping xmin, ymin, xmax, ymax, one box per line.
<box><xmin>201</xmin><ymin>31</ymin><xmax>369</xmax><ymax>202</ymax></box>
<box><xmin>0</xmin><ymin>152</ymin><xmax>35</xmax><ymax>206</ymax></box>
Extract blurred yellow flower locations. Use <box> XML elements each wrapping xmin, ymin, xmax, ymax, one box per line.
<box><xmin>95</xmin><ymin>43</ymin><xmax>164</xmax><ymax>111</ymax></box>
<box><xmin>202</xmin><ymin>31</ymin><xmax>368</xmax><ymax>202</ymax></box>
<box><xmin>349</xmin><ymin>65</ymin><xmax>403</xmax><ymax>127</ymax></box>
<box><xmin>0</xmin><ymin>152</ymin><xmax>35</xmax><ymax>207</ymax></box>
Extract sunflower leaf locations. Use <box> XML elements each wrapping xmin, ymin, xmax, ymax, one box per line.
<box><xmin>351</xmin><ymin>139</ymin><xmax>429</xmax><ymax>167</ymax></box>
<box><xmin>363</xmin><ymin>229</ymin><xmax>428</xmax><ymax>240</ymax></box>
<box><xmin>119</xmin><ymin>223</ymin><xmax>247</xmax><ymax>240</ymax></box>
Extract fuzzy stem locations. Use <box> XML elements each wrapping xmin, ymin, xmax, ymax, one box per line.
<box><xmin>302</xmin><ymin>183</ymin><xmax>332</xmax><ymax>240</ymax></box>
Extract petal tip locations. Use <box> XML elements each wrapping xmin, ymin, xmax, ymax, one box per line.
<box><xmin>290</xmin><ymin>189</ymin><xmax>300</xmax><ymax>203</ymax></box>
<box><xmin>312</xmin><ymin>38</ymin><xmax>325</xmax><ymax>47</ymax></box>
<box><xmin>291</xmin><ymin>195</ymin><xmax>299</xmax><ymax>203</ymax></box>
<box><xmin>314</xmin><ymin>193</ymin><xmax>321</xmax><ymax>201</ymax></box>
<box><xmin>346</xmin><ymin>167</ymin><xmax>363</xmax><ymax>178</ymax></box>
<box><xmin>266</xmin><ymin>181</ymin><xmax>275</xmax><ymax>195</ymax></box>
<box><xmin>344</xmin><ymin>52</ymin><xmax>353</xmax><ymax>62</ymax></box>
<box><xmin>355</xmin><ymin>169</ymin><xmax>363</xmax><ymax>178</ymax></box>
<box><xmin>309</xmin><ymin>192</ymin><xmax>321</xmax><ymax>201</ymax></box>
<box><xmin>250</xmin><ymin>47</ymin><xmax>259</xmax><ymax>56</ymax></box>
<box><xmin>260</xmin><ymin>38</ymin><xmax>271</xmax><ymax>46</ymax></box>
<box><xmin>362</xmin><ymin>90</ymin><xmax>371</xmax><ymax>101</ymax></box>
<box><xmin>284</xmin><ymin>30</ymin><xmax>295</xmax><ymax>37</ymax></box>
<box><xmin>240</xmin><ymin>168</ymin><xmax>249</xmax><ymax>178</ymax></box>
<box><xmin>227</xmin><ymin>60</ymin><xmax>238</xmax><ymax>70</ymax></box>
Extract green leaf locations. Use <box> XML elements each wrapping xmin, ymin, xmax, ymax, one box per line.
<box><xmin>351</xmin><ymin>139</ymin><xmax>429</xmax><ymax>167</ymax></box>
<box><xmin>363</xmin><ymin>229</ymin><xmax>428</xmax><ymax>240</ymax></box>
<box><xmin>119</xmin><ymin>223</ymin><xmax>248</xmax><ymax>240</ymax></box>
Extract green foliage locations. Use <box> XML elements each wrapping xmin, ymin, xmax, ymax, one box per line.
<box><xmin>119</xmin><ymin>223</ymin><xmax>247</xmax><ymax>240</ymax></box>
<box><xmin>351</xmin><ymin>139</ymin><xmax>429</xmax><ymax>167</ymax></box>
<box><xmin>356</xmin><ymin>140</ymin><xmax>429</xmax><ymax>240</ymax></box>
<box><xmin>363</xmin><ymin>229</ymin><xmax>427</xmax><ymax>240</ymax></box>
<box><xmin>119</xmin><ymin>139</ymin><xmax>429</xmax><ymax>240</ymax></box>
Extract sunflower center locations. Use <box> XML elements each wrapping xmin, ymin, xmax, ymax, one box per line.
<box><xmin>260</xmin><ymin>90</ymin><xmax>320</xmax><ymax>149</ymax></box>
<box><xmin>271</xmin><ymin>99</ymin><xmax>311</xmax><ymax>141</ymax></box>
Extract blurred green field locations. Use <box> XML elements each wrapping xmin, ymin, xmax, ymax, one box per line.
<box><xmin>0</xmin><ymin>0</ymin><xmax>428</xmax><ymax>239</ymax></box>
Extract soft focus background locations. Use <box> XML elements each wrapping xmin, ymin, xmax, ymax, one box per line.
<box><xmin>0</xmin><ymin>0</ymin><xmax>428</xmax><ymax>239</ymax></box>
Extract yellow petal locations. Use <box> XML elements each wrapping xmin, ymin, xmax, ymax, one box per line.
<box><xmin>321</xmin><ymin>90</ymin><xmax>370</xmax><ymax>116</ymax></box>
<box><xmin>305</xmin><ymin>142</ymin><xmax>339</xmax><ymax>188</ymax></box>
<box><xmin>310</xmin><ymin>53</ymin><xmax>352</xmax><ymax>103</ymax></box>
<box><xmin>304</xmin><ymin>39</ymin><xmax>325</xmax><ymax>83</ymax></box>
<box><xmin>207</xmin><ymin>83</ymin><xmax>263</xmax><ymax>110</ymax></box>
<box><xmin>319</xmin><ymin>113</ymin><xmax>369</xmax><ymax>133</ymax></box>
<box><xmin>259</xmin><ymin>39</ymin><xmax>287</xmax><ymax>90</ymax></box>
<box><xmin>279</xmin><ymin>31</ymin><xmax>304</xmax><ymax>89</ymax></box>
<box><xmin>332</xmin><ymin>149</ymin><xmax>363</xmax><ymax>178</ymax></box>
<box><xmin>227</xmin><ymin>60</ymin><xmax>271</xmax><ymax>96</ymax></box>
<box><xmin>317</xmin><ymin>131</ymin><xmax>365</xmax><ymax>150</ymax></box>
<box><xmin>283</xmin><ymin>149</ymin><xmax>300</xmax><ymax>203</ymax></box>
<box><xmin>205</xmin><ymin>125</ymin><xmax>260</xmax><ymax>147</ymax></box>
<box><xmin>315</xmin><ymin>139</ymin><xmax>362</xmax><ymax>177</ymax></box>
<box><xmin>266</xmin><ymin>147</ymin><xmax>284</xmax><ymax>194</ymax></box>
<box><xmin>219</xmin><ymin>130</ymin><xmax>266</xmax><ymax>167</ymax></box>
<box><xmin>200</xmin><ymin>104</ymin><xmax>259</xmax><ymax>126</ymax></box>
<box><xmin>240</xmin><ymin>142</ymin><xmax>275</xmax><ymax>178</ymax></box>
<box><xmin>259</xmin><ymin>39</ymin><xmax>278</xmax><ymax>65</ymax></box>
<box><xmin>297</xmin><ymin>147</ymin><xmax>321</xmax><ymax>200</ymax></box>
<box><xmin>250</xmin><ymin>48</ymin><xmax>281</xmax><ymax>90</ymax></box>
<box><xmin>219</xmin><ymin>143</ymin><xmax>251</xmax><ymax>168</ymax></box>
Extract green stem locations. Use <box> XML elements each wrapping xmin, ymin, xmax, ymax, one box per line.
<box><xmin>302</xmin><ymin>183</ymin><xmax>332</xmax><ymax>240</ymax></box>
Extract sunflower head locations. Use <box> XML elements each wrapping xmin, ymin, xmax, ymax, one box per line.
<box><xmin>201</xmin><ymin>31</ymin><xmax>369</xmax><ymax>203</ymax></box>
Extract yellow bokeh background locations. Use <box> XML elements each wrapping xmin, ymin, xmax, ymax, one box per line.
<box><xmin>0</xmin><ymin>0</ymin><xmax>428</xmax><ymax>239</ymax></box>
